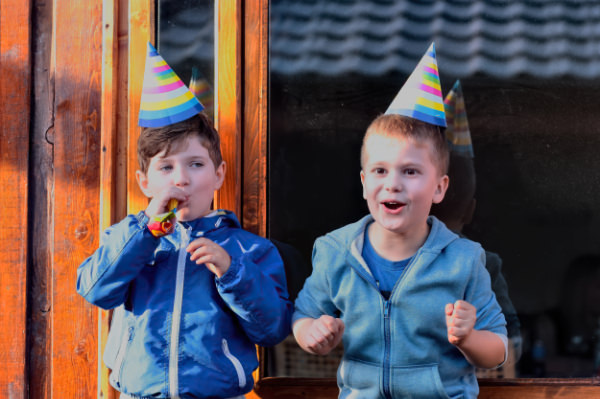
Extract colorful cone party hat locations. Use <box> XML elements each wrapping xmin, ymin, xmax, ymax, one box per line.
<box><xmin>444</xmin><ymin>80</ymin><xmax>474</xmax><ymax>158</ymax></box>
<box><xmin>189</xmin><ymin>66</ymin><xmax>214</xmax><ymax>119</ymax></box>
<box><xmin>385</xmin><ymin>42</ymin><xmax>446</xmax><ymax>127</ymax></box>
<box><xmin>138</xmin><ymin>43</ymin><xmax>204</xmax><ymax>127</ymax></box>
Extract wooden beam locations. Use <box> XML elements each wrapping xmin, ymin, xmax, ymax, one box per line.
<box><xmin>215</xmin><ymin>0</ymin><xmax>242</xmax><ymax>216</ymax></box>
<box><xmin>52</xmin><ymin>0</ymin><xmax>102</xmax><ymax>397</ymax></box>
<box><xmin>100</xmin><ymin>0</ymin><xmax>120</xmax><ymax>397</ymax></box>
<box><xmin>252</xmin><ymin>377</ymin><xmax>600</xmax><ymax>398</ymax></box>
<box><xmin>0</xmin><ymin>1</ymin><xmax>32</xmax><ymax>397</ymax></box>
<box><xmin>28</xmin><ymin>0</ymin><xmax>54</xmax><ymax>397</ymax></box>
<box><xmin>242</xmin><ymin>0</ymin><xmax>269</xmax><ymax>237</ymax></box>
<box><xmin>243</xmin><ymin>1</ymin><xmax>269</xmax><ymax>394</ymax></box>
<box><xmin>127</xmin><ymin>0</ymin><xmax>154</xmax><ymax>214</ymax></box>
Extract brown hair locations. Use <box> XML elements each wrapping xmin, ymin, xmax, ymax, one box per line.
<box><xmin>137</xmin><ymin>113</ymin><xmax>222</xmax><ymax>174</ymax></box>
<box><xmin>360</xmin><ymin>114</ymin><xmax>449</xmax><ymax>175</ymax></box>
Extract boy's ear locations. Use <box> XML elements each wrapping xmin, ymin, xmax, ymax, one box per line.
<box><xmin>360</xmin><ymin>170</ymin><xmax>367</xmax><ymax>199</ymax></box>
<box><xmin>432</xmin><ymin>174</ymin><xmax>449</xmax><ymax>204</ymax></box>
<box><xmin>214</xmin><ymin>161</ymin><xmax>226</xmax><ymax>190</ymax></box>
<box><xmin>135</xmin><ymin>170</ymin><xmax>152</xmax><ymax>198</ymax></box>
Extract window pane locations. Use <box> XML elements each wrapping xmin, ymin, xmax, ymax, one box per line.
<box><xmin>268</xmin><ymin>0</ymin><xmax>600</xmax><ymax>379</ymax></box>
<box><xmin>157</xmin><ymin>0</ymin><xmax>215</xmax><ymax>121</ymax></box>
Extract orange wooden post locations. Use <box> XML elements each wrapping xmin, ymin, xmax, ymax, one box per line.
<box><xmin>52</xmin><ymin>0</ymin><xmax>102</xmax><ymax>397</ymax></box>
<box><xmin>0</xmin><ymin>1</ymin><xmax>31</xmax><ymax>398</ymax></box>
<box><xmin>215</xmin><ymin>0</ymin><xmax>242</xmax><ymax>216</ymax></box>
<box><xmin>243</xmin><ymin>1</ymin><xmax>270</xmax><ymax>395</ymax></box>
<box><xmin>100</xmin><ymin>0</ymin><xmax>119</xmax><ymax>398</ymax></box>
<box><xmin>243</xmin><ymin>0</ymin><xmax>269</xmax><ymax>237</ymax></box>
<box><xmin>128</xmin><ymin>0</ymin><xmax>154</xmax><ymax>214</ymax></box>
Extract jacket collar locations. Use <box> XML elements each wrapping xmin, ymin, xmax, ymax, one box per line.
<box><xmin>178</xmin><ymin>209</ymin><xmax>241</xmax><ymax>238</ymax></box>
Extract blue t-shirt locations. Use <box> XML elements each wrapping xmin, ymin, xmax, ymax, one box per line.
<box><xmin>362</xmin><ymin>227</ymin><xmax>412</xmax><ymax>299</ymax></box>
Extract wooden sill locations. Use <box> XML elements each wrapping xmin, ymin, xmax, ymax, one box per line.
<box><xmin>252</xmin><ymin>377</ymin><xmax>600</xmax><ymax>399</ymax></box>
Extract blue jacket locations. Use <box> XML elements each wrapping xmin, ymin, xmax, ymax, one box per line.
<box><xmin>77</xmin><ymin>210</ymin><xmax>293</xmax><ymax>398</ymax></box>
<box><xmin>293</xmin><ymin>215</ymin><xmax>507</xmax><ymax>399</ymax></box>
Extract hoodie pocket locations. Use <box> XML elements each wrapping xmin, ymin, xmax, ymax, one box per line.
<box><xmin>339</xmin><ymin>358</ymin><xmax>451</xmax><ymax>399</ymax></box>
<box><xmin>389</xmin><ymin>363</ymin><xmax>450</xmax><ymax>399</ymax></box>
<box><xmin>338</xmin><ymin>358</ymin><xmax>380</xmax><ymax>398</ymax></box>
<box><xmin>222</xmin><ymin>339</ymin><xmax>246</xmax><ymax>388</ymax></box>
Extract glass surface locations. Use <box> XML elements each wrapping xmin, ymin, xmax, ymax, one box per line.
<box><xmin>157</xmin><ymin>0</ymin><xmax>215</xmax><ymax>120</ymax></box>
<box><xmin>268</xmin><ymin>0</ymin><xmax>600</xmax><ymax>379</ymax></box>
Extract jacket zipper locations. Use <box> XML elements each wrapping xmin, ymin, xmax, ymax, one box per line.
<box><xmin>222</xmin><ymin>338</ymin><xmax>246</xmax><ymax>388</ymax></box>
<box><xmin>115</xmin><ymin>325</ymin><xmax>134</xmax><ymax>388</ymax></box>
<box><xmin>169</xmin><ymin>226</ymin><xmax>191</xmax><ymax>399</ymax></box>
<box><xmin>381</xmin><ymin>254</ymin><xmax>417</xmax><ymax>398</ymax></box>
<box><xmin>382</xmin><ymin>300</ymin><xmax>392</xmax><ymax>399</ymax></box>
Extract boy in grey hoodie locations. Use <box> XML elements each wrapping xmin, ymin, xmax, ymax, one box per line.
<box><xmin>292</xmin><ymin>44</ymin><xmax>506</xmax><ymax>399</ymax></box>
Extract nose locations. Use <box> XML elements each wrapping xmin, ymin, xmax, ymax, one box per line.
<box><xmin>172</xmin><ymin>165</ymin><xmax>190</xmax><ymax>186</ymax></box>
<box><xmin>384</xmin><ymin>171</ymin><xmax>402</xmax><ymax>192</ymax></box>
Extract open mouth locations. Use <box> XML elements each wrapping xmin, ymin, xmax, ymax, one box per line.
<box><xmin>383</xmin><ymin>201</ymin><xmax>404</xmax><ymax>210</ymax></box>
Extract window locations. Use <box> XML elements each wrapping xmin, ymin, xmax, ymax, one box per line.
<box><xmin>267</xmin><ymin>0</ymin><xmax>600</xmax><ymax>380</ymax></box>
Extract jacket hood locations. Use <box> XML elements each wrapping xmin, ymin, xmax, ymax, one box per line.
<box><xmin>327</xmin><ymin>214</ymin><xmax>459</xmax><ymax>255</ymax></box>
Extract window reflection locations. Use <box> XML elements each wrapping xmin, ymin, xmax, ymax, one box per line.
<box><xmin>157</xmin><ymin>0</ymin><xmax>214</xmax><ymax>121</ymax></box>
<box><xmin>268</xmin><ymin>0</ymin><xmax>600</xmax><ymax>378</ymax></box>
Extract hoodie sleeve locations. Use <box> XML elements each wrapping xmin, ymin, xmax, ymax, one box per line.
<box><xmin>76</xmin><ymin>212</ymin><xmax>160</xmax><ymax>310</ymax></box>
<box><xmin>466</xmin><ymin>248</ymin><xmax>508</xmax><ymax>337</ymax></box>
<box><xmin>292</xmin><ymin>236</ymin><xmax>339</xmax><ymax>324</ymax></box>
<box><xmin>215</xmin><ymin>237</ymin><xmax>293</xmax><ymax>347</ymax></box>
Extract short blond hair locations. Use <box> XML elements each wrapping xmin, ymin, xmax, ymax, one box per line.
<box><xmin>360</xmin><ymin>114</ymin><xmax>449</xmax><ymax>176</ymax></box>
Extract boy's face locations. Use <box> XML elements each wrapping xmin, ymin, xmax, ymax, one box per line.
<box><xmin>137</xmin><ymin>136</ymin><xmax>225</xmax><ymax>221</ymax></box>
<box><xmin>360</xmin><ymin>133</ymin><xmax>448</xmax><ymax>238</ymax></box>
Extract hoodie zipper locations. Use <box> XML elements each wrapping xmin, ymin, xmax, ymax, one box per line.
<box><xmin>382</xmin><ymin>300</ymin><xmax>392</xmax><ymax>399</ymax></box>
<box><xmin>351</xmin><ymin>236</ymin><xmax>422</xmax><ymax>399</ymax></box>
<box><xmin>381</xmin><ymin>255</ymin><xmax>417</xmax><ymax>398</ymax></box>
<box><xmin>169</xmin><ymin>226</ymin><xmax>191</xmax><ymax>399</ymax></box>
<box><xmin>222</xmin><ymin>338</ymin><xmax>246</xmax><ymax>388</ymax></box>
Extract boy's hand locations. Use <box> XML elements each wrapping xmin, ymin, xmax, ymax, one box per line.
<box><xmin>187</xmin><ymin>238</ymin><xmax>231</xmax><ymax>278</ymax></box>
<box><xmin>294</xmin><ymin>315</ymin><xmax>344</xmax><ymax>355</ymax></box>
<box><xmin>445</xmin><ymin>300</ymin><xmax>476</xmax><ymax>347</ymax></box>
<box><xmin>145</xmin><ymin>186</ymin><xmax>187</xmax><ymax>218</ymax></box>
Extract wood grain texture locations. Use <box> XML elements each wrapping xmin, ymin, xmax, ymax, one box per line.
<box><xmin>127</xmin><ymin>0</ymin><xmax>154</xmax><ymax>215</ymax></box>
<box><xmin>28</xmin><ymin>0</ymin><xmax>54</xmax><ymax>398</ymax></box>
<box><xmin>242</xmin><ymin>0</ymin><xmax>269</xmax><ymax>236</ymax></box>
<box><xmin>100</xmin><ymin>0</ymin><xmax>119</xmax><ymax>397</ymax></box>
<box><xmin>52</xmin><ymin>0</ymin><xmax>102</xmax><ymax>397</ymax></box>
<box><xmin>0</xmin><ymin>1</ymin><xmax>31</xmax><ymax>397</ymax></box>
<box><xmin>214</xmin><ymin>0</ymin><xmax>242</xmax><ymax>216</ymax></box>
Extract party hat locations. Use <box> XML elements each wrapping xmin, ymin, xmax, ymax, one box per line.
<box><xmin>189</xmin><ymin>66</ymin><xmax>214</xmax><ymax>119</ymax></box>
<box><xmin>385</xmin><ymin>43</ymin><xmax>446</xmax><ymax>127</ymax></box>
<box><xmin>138</xmin><ymin>43</ymin><xmax>204</xmax><ymax>127</ymax></box>
<box><xmin>444</xmin><ymin>80</ymin><xmax>474</xmax><ymax>158</ymax></box>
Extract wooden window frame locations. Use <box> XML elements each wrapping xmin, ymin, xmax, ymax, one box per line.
<box><xmin>99</xmin><ymin>0</ymin><xmax>600</xmax><ymax>398</ymax></box>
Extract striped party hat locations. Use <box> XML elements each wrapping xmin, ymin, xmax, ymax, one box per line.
<box><xmin>138</xmin><ymin>43</ymin><xmax>204</xmax><ymax>127</ymax></box>
<box><xmin>385</xmin><ymin>43</ymin><xmax>446</xmax><ymax>127</ymax></box>
<box><xmin>189</xmin><ymin>66</ymin><xmax>214</xmax><ymax>119</ymax></box>
<box><xmin>444</xmin><ymin>80</ymin><xmax>474</xmax><ymax>158</ymax></box>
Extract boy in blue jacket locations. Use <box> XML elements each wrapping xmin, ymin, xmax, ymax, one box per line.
<box><xmin>292</xmin><ymin>44</ymin><xmax>507</xmax><ymax>398</ymax></box>
<box><xmin>77</xmin><ymin>44</ymin><xmax>292</xmax><ymax>399</ymax></box>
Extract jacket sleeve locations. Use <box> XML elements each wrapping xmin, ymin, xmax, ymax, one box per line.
<box><xmin>466</xmin><ymin>247</ymin><xmax>508</xmax><ymax>337</ymax></box>
<box><xmin>292</xmin><ymin>236</ymin><xmax>339</xmax><ymax>324</ymax></box>
<box><xmin>76</xmin><ymin>212</ymin><xmax>160</xmax><ymax>310</ymax></box>
<box><xmin>215</xmin><ymin>238</ymin><xmax>293</xmax><ymax>347</ymax></box>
